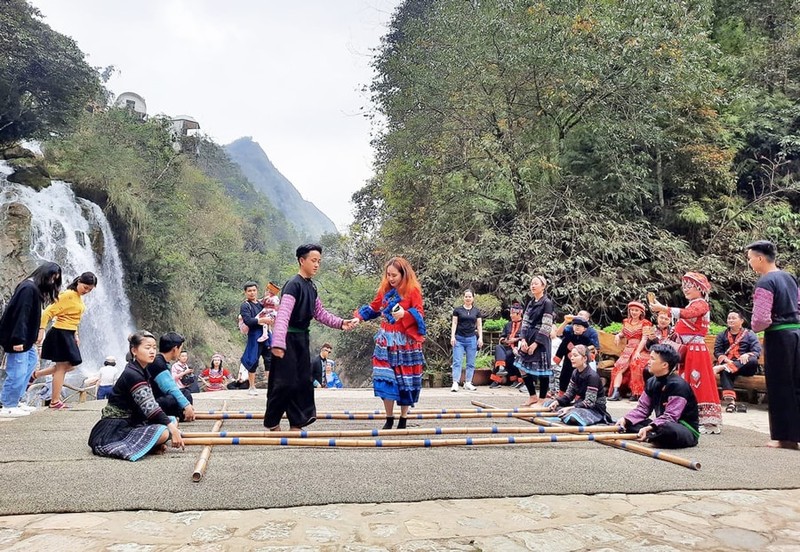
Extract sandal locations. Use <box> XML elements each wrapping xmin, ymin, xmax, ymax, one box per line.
<box><xmin>725</xmin><ymin>402</ymin><xmax>737</xmax><ymax>413</ymax></box>
<box><xmin>49</xmin><ymin>401</ymin><xmax>70</xmax><ymax>410</ymax></box>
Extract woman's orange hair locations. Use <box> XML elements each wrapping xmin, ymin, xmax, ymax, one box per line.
<box><xmin>377</xmin><ymin>256</ymin><xmax>421</xmax><ymax>298</ymax></box>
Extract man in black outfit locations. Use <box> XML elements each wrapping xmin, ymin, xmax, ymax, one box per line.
<box><xmin>146</xmin><ymin>331</ymin><xmax>196</xmax><ymax>422</ymax></box>
<box><xmin>312</xmin><ymin>343</ymin><xmax>333</xmax><ymax>387</ymax></box>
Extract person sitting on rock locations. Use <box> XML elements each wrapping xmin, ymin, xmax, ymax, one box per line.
<box><xmin>713</xmin><ymin>311</ymin><xmax>762</xmax><ymax>414</ymax></box>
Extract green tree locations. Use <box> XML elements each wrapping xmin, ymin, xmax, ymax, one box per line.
<box><xmin>0</xmin><ymin>0</ymin><xmax>101</xmax><ymax>145</ymax></box>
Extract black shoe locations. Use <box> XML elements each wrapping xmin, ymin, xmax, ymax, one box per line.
<box><xmin>382</xmin><ymin>416</ymin><xmax>394</xmax><ymax>430</ymax></box>
<box><xmin>397</xmin><ymin>417</ymin><xmax>407</xmax><ymax>430</ymax></box>
<box><xmin>608</xmin><ymin>390</ymin><xmax>621</xmax><ymax>401</ymax></box>
<box><xmin>489</xmin><ymin>382</ymin><xmax>500</xmax><ymax>389</ymax></box>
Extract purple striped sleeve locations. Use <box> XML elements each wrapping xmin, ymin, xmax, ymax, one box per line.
<box><xmin>624</xmin><ymin>393</ymin><xmax>653</xmax><ymax>426</ymax></box>
<box><xmin>653</xmin><ymin>396</ymin><xmax>688</xmax><ymax>426</ymax></box>
<box><xmin>751</xmin><ymin>287</ymin><xmax>773</xmax><ymax>333</ymax></box>
<box><xmin>314</xmin><ymin>298</ymin><xmax>344</xmax><ymax>330</ymax></box>
<box><xmin>271</xmin><ymin>294</ymin><xmax>296</xmax><ymax>350</ymax></box>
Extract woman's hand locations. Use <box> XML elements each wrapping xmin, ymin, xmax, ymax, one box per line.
<box><xmin>75</xmin><ymin>335</ymin><xmax>80</xmax><ymax>347</ymax></box>
<box><xmin>614</xmin><ymin>333</ymin><xmax>621</xmax><ymax>346</ymax></box>
<box><xmin>477</xmin><ymin>338</ymin><xmax>483</xmax><ymax>348</ymax></box>
<box><xmin>450</xmin><ymin>336</ymin><xmax>456</xmax><ymax>347</ymax></box>
<box><xmin>12</xmin><ymin>344</ymin><xmax>23</xmax><ymax>352</ymax></box>
<box><xmin>271</xmin><ymin>347</ymin><xmax>285</xmax><ymax>358</ymax></box>
<box><xmin>169</xmin><ymin>424</ymin><xmax>184</xmax><ymax>449</ymax></box>
<box><xmin>393</xmin><ymin>305</ymin><xmax>405</xmax><ymax>319</ymax></box>
<box><xmin>637</xmin><ymin>426</ymin><xmax>652</xmax><ymax>441</ymax></box>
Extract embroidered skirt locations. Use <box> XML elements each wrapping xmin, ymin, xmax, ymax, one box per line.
<box><xmin>680</xmin><ymin>340</ymin><xmax>722</xmax><ymax>428</ymax></box>
<box><xmin>514</xmin><ymin>346</ymin><xmax>551</xmax><ymax>377</ymax></box>
<box><xmin>372</xmin><ymin>329</ymin><xmax>424</xmax><ymax>406</ymax></box>
<box><xmin>88</xmin><ymin>417</ymin><xmax>168</xmax><ymax>461</ymax></box>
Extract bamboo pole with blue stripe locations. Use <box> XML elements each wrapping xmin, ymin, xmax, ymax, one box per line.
<box><xmin>194</xmin><ymin>411</ymin><xmax>555</xmax><ymax>421</ymax></box>
<box><xmin>181</xmin><ymin>433</ymin><xmax>640</xmax><ymax>448</ymax></box>
<box><xmin>181</xmin><ymin>424</ymin><xmax>625</xmax><ymax>439</ymax></box>
<box><xmin>471</xmin><ymin>400</ymin><xmax>702</xmax><ymax>471</ymax></box>
<box><xmin>597</xmin><ymin>439</ymin><xmax>701</xmax><ymax>470</ymax></box>
<box><xmin>192</xmin><ymin>400</ymin><xmax>227</xmax><ymax>482</ymax></box>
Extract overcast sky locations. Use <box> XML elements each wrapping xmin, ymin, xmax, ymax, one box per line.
<box><xmin>28</xmin><ymin>0</ymin><xmax>401</xmax><ymax>231</ymax></box>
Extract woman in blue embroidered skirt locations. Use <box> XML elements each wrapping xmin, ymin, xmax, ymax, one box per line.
<box><xmin>88</xmin><ymin>331</ymin><xmax>184</xmax><ymax>461</ymax></box>
<box><xmin>356</xmin><ymin>257</ymin><xmax>426</xmax><ymax>430</ymax></box>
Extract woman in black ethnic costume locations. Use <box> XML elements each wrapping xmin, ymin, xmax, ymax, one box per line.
<box><xmin>546</xmin><ymin>344</ymin><xmax>611</xmax><ymax>426</ymax></box>
<box><xmin>88</xmin><ymin>331</ymin><xmax>184</xmax><ymax>461</ymax></box>
<box><xmin>515</xmin><ymin>275</ymin><xmax>554</xmax><ymax>406</ymax></box>
<box><xmin>264</xmin><ymin>244</ymin><xmax>357</xmax><ymax>430</ymax></box>
<box><xmin>746</xmin><ymin>240</ymin><xmax>800</xmax><ymax>450</ymax></box>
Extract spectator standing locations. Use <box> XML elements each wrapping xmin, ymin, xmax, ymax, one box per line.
<box><xmin>0</xmin><ymin>262</ymin><xmax>62</xmax><ymax>417</ymax></box>
<box><xmin>450</xmin><ymin>289</ymin><xmax>483</xmax><ymax>392</ymax></box>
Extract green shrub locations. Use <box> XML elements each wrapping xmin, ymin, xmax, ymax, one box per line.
<box><xmin>483</xmin><ymin>318</ymin><xmax>508</xmax><ymax>332</ymax></box>
<box><xmin>475</xmin><ymin>353</ymin><xmax>493</xmax><ymax>369</ymax></box>
<box><xmin>602</xmin><ymin>322</ymin><xmax>623</xmax><ymax>334</ymax></box>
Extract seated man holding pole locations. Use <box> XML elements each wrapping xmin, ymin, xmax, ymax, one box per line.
<box><xmin>712</xmin><ymin>311</ymin><xmax>762</xmax><ymax>413</ymax></box>
<box><xmin>616</xmin><ymin>344</ymin><xmax>700</xmax><ymax>448</ymax></box>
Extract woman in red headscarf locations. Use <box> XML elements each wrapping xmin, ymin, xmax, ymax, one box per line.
<box><xmin>608</xmin><ymin>301</ymin><xmax>652</xmax><ymax>401</ymax></box>
<box><xmin>650</xmin><ymin>272</ymin><xmax>722</xmax><ymax>434</ymax></box>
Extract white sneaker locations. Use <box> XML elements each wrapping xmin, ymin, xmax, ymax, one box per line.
<box><xmin>248</xmin><ymin>387</ymin><xmax>258</xmax><ymax>396</ymax></box>
<box><xmin>464</xmin><ymin>382</ymin><xmax>477</xmax><ymax>391</ymax></box>
<box><xmin>0</xmin><ymin>407</ymin><xmax>31</xmax><ymax>418</ymax></box>
<box><xmin>17</xmin><ymin>402</ymin><xmax>36</xmax><ymax>412</ymax></box>
<box><xmin>451</xmin><ymin>382</ymin><xmax>459</xmax><ymax>392</ymax></box>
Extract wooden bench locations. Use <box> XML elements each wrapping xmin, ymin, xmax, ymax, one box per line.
<box><xmin>595</xmin><ymin>330</ymin><xmax>767</xmax><ymax>403</ymax></box>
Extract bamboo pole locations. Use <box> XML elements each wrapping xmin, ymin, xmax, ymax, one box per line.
<box><xmin>598</xmin><ymin>439</ymin><xmax>702</xmax><ymax>471</ymax></box>
<box><xmin>181</xmin><ymin>424</ymin><xmax>626</xmax><ymax>439</ymax></box>
<box><xmin>473</xmin><ymin>399</ymin><xmax>702</xmax><ymax>471</ymax></box>
<box><xmin>194</xmin><ymin>411</ymin><xmax>556</xmax><ymax>421</ymax></box>
<box><xmin>192</xmin><ymin>401</ymin><xmax>227</xmax><ymax>482</ymax></box>
<box><xmin>181</xmin><ymin>433</ymin><xmax>640</xmax><ymax>448</ymax></box>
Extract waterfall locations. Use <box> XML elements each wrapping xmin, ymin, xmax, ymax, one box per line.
<box><xmin>0</xmin><ymin>161</ymin><xmax>136</xmax><ymax>377</ymax></box>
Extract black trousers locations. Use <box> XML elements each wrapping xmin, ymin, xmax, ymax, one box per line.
<box><xmin>264</xmin><ymin>332</ymin><xmax>316</xmax><ymax>429</ymax></box>
<box><xmin>718</xmin><ymin>359</ymin><xmax>759</xmax><ymax>391</ymax></box>
<box><xmin>156</xmin><ymin>388</ymin><xmax>193</xmax><ymax>421</ymax></box>
<box><xmin>763</xmin><ymin>329</ymin><xmax>800</xmax><ymax>442</ymax></box>
<box><xmin>522</xmin><ymin>374</ymin><xmax>549</xmax><ymax>399</ymax></box>
<box><xmin>493</xmin><ymin>345</ymin><xmax>521</xmax><ymax>380</ymax></box>
<box><xmin>625</xmin><ymin>418</ymin><xmax>698</xmax><ymax>449</ymax></box>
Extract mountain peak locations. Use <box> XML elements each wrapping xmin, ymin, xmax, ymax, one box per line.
<box><xmin>225</xmin><ymin>138</ymin><xmax>338</xmax><ymax>239</ymax></box>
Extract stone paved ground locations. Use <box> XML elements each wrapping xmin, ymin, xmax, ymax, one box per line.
<box><xmin>0</xmin><ymin>489</ymin><xmax>798</xmax><ymax>551</ymax></box>
<box><xmin>1</xmin><ymin>388</ymin><xmax>797</xmax><ymax>551</ymax></box>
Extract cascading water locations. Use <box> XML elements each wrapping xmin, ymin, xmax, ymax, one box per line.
<box><xmin>0</xmin><ymin>160</ymin><xmax>136</xmax><ymax>378</ymax></box>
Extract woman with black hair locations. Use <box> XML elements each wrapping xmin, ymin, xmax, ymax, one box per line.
<box><xmin>36</xmin><ymin>271</ymin><xmax>97</xmax><ymax>410</ymax></box>
<box><xmin>0</xmin><ymin>262</ymin><xmax>62</xmax><ymax>417</ymax></box>
<box><xmin>88</xmin><ymin>330</ymin><xmax>184</xmax><ymax>460</ymax></box>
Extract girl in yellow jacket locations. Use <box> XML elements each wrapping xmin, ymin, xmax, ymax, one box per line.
<box><xmin>35</xmin><ymin>272</ymin><xmax>97</xmax><ymax>410</ymax></box>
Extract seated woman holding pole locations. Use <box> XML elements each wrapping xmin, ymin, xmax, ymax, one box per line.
<box><xmin>546</xmin><ymin>345</ymin><xmax>611</xmax><ymax>426</ymax></box>
<box><xmin>88</xmin><ymin>330</ymin><xmax>184</xmax><ymax>461</ymax></box>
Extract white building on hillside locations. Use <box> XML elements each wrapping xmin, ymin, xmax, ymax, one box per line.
<box><xmin>114</xmin><ymin>92</ymin><xmax>147</xmax><ymax>119</ymax></box>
